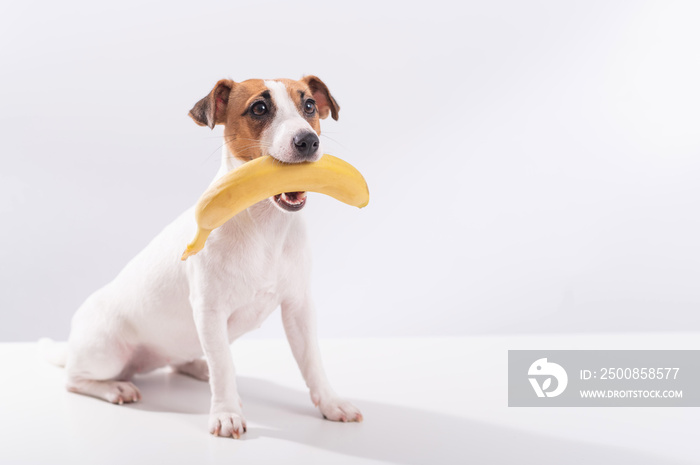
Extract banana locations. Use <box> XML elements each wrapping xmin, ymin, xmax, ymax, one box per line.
<box><xmin>181</xmin><ymin>154</ymin><xmax>369</xmax><ymax>260</ymax></box>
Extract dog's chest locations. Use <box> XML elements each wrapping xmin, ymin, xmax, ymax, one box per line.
<box><xmin>205</xmin><ymin>218</ymin><xmax>304</xmax><ymax>338</ymax></box>
<box><xmin>225</xmin><ymin>285</ymin><xmax>279</xmax><ymax>338</ymax></box>
<box><xmin>218</xmin><ymin>254</ymin><xmax>287</xmax><ymax>339</ymax></box>
<box><xmin>190</xmin><ymin>200</ymin><xmax>311</xmax><ymax>341</ymax></box>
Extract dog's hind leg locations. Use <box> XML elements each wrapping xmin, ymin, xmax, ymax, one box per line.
<box><xmin>66</xmin><ymin>378</ymin><xmax>141</xmax><ymax>404</ymax></box>
<box><xmin>64</xmin><ymin>333</ymin><xmax>142</xmax><ymax>404</ymax></box>
<box><xmin>173</xmin><ymin>358</ymin><xmax>210</xmax><ymax>381</ymax></box>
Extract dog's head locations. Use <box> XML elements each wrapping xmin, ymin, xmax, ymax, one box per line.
<box><xmin>189</xmin><ymin>76</ymin><xmax>339</xmax><ymax>212</ymax></box>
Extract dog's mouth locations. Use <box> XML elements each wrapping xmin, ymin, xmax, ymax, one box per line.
<box><xmin>274</xmin><ymin>191</ymin><xmax>307</xmax><ymax>212</ymax></box>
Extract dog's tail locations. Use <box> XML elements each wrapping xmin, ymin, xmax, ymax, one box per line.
<box><xmin>38</xmin><ymin>338</ymin><xmax>67</xmax><ymax>368</ymax></box>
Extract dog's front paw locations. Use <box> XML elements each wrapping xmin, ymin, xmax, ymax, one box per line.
<box><xmin>209</xmin><ymin>411</ymin><xmax>247</xmax><ymax>439</ymax></box>
<box><xmin>318</xmin><ymin>397</ymin><xmax>363</xmax><ymax>423</ymax></box>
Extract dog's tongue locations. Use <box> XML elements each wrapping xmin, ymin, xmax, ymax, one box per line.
<box><xmin>281</xmin><ymin>191</ymin><xmax>307</xmax><ymax>204</ymax></box>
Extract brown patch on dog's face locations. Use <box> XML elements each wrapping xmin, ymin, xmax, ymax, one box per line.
<box><xmin>189</xmin><ymin>76</ymin><xmax>339</xmax><ymax>163</ymax></box>
<box><xmin>222</xmin><ymin>79</ymin><xmax>272</xmax><ymax>162</ymax></box>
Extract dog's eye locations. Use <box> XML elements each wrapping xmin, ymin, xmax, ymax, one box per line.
<box><xmin>303</xmin><ymin>99</ymin><xmax>316</xmax><ymax>115</ymax></box>
<box><xmin>251</xmin><ymin>102</ymin><xmax>268</xmax><ymax>116</ymax></box>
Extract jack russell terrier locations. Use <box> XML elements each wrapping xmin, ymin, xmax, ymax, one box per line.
<box><xmin>50</xmin><ymin>75</ymin><xmax>362</xmax><ymax>438</ymax></box>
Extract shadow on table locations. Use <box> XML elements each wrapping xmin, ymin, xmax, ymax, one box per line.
<box><xmin>130</xmin><ymin>372</ymin><xmax>688</xmax><ymax>465</ymax></box>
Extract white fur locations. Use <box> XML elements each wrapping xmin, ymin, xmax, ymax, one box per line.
<box><xmin>262</xmin><ymin>80</ymin><xmax>323</xmax><ymax>163</ymax></box>
<box><xmin>60</xmin><ymin>80</ymin><xmax>361</xmax><ymax>438</ymax></box>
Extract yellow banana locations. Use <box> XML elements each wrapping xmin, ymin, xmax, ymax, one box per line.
<box><xmin>181</xmin><ymin>154</ymin><xmax>369</xmax><ymax>260</ymax></box>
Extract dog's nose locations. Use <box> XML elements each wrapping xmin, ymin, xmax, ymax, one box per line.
<box><xmin>293</xmin><ymin>132</ymin><xmax>319</xmax><ymax>158</ymax></box>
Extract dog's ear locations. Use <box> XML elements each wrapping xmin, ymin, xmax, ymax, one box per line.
<box><xmin>300</xmin><ymin>75</ymin><xmax>340</xmax><ymax>121</ymax></box>
<box><xmin>189</xmin><ymin>79</ymin><xmax>234</xmax><ymax>129</ymax></box>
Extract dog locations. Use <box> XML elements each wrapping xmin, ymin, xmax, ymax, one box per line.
<box><xmin>51</xmin><ymin>75</ymin><xmax>362</xmax><ymax>438</ymax></box>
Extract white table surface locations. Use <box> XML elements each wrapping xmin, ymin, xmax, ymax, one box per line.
<box><xmin>0</xmin><ymin>334</ymin><xmax>698</xmax><ymax>465</ymax></box>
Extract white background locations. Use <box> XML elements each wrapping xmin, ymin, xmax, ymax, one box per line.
<box><xmin>1</xmin><ymin>0</ymin><xmax>700</xmax><ymax>341</ymax></box>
